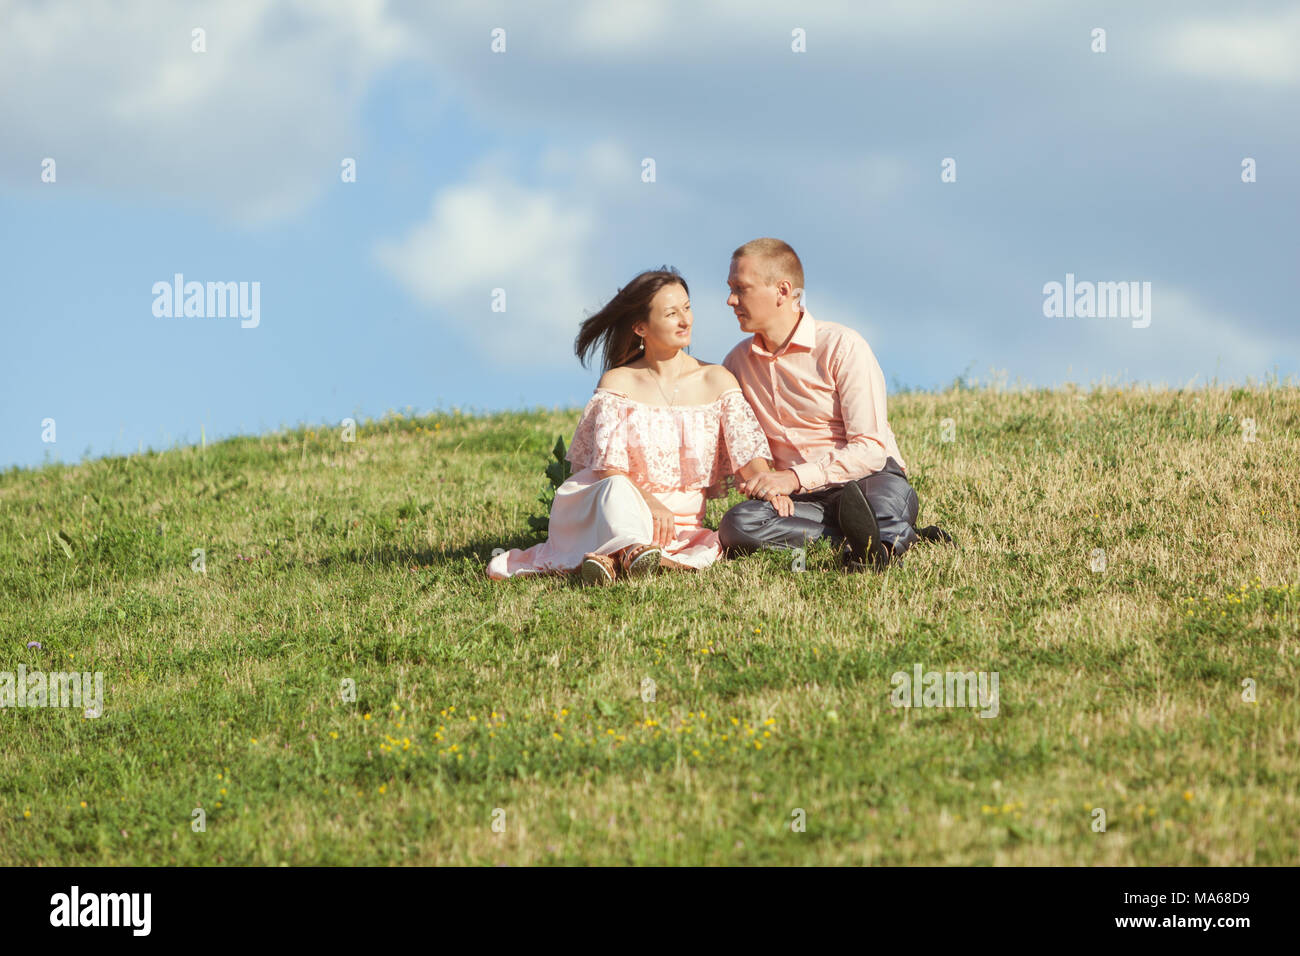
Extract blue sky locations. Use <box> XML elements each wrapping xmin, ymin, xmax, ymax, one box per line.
<box><xmin>2</xmin><ymin>0</ymin><xmax>1296</xmax><ymax>471</ymax></box>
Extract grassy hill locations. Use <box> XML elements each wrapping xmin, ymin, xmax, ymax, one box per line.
<box><xmin>1</xmin><ymin>382</ymin><xmax>1297</xmax><ymax>864</ymax></box>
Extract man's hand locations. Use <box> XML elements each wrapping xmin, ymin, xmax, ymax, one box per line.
<box><xmin>738</xmin><ymin>469</ymin><xmax>800</xmax><ymax>502</ymax></box>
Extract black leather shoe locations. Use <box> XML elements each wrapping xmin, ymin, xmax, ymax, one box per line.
<box><xmin>916</xmin><ymin>524</ymin><xmax>955</xmax><ymax>546</ymax></box>
<box><xmin>841</xmin><ymin>540</ymin><xmax>898</xmax><ymax>573</ymax></box>
<box><xmin>838</xmin><ymin>481</ymin><xmax>889</xmax><ymax>570</ymax></box>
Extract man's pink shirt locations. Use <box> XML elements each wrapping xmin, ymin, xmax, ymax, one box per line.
<box><xmin>722</xmin><ymin>310</ymin><xmax>906</xmax><ymax>492</ymax></box>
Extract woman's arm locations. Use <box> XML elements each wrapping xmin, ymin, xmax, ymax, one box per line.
<box><xmin>710</xmin><ymin>365</ymin><xmax>776</xmax><ymax>482</ymax></box>
<box><xmin>736</xmin><ymin>455</ymin><xmax>775</xmax><ymax>481</ymax></box>
<box><xmin>590</xmin><ymin>468</ymin><xmax>677</xmax><ymax>547</ymax></box>
<box><xmin>709</xmin><ymin>370</ymin><xmax>792</xmax><ymax>516</ymax></box>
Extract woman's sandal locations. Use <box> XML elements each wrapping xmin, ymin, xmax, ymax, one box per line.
<box><xmin>620</xmin><ymin>544</ymin><xmax>662</xmax><ymax>580</ymax></box>
<box><xmin>579</xmin><ymin>552</ymin><xmax>618</xmax><ymax>586</ymax></box>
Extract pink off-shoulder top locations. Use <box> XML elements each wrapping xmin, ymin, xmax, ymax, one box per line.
<box><xmin>566</xmin><ymin>387</ymin><xmax>773</xmax><ymax>497</ymax></box>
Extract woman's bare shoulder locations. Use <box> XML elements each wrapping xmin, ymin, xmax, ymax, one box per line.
<box><xmin>698</xmin><ymin>362</ymin><xmax>741</xmax><ymax>398</ymax></box>
<box><xmin>596</xmin><ymin>366</ymin><xmax>637</xmax><ymax>392</ymax></box>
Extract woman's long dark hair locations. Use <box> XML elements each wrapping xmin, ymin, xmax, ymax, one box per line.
<box><xmin>575</xmin><ymin>267</ymin><xmax>689</xmax><ymax>372</ymax></box>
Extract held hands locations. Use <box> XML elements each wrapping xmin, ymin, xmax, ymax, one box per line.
<box><xmin>738</xmin><ymin>468</ymin><xmax>800</xmax><ymax>503</ymax></box>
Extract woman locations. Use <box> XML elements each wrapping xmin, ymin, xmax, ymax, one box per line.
<box><xmin>487</xmin><ymin>267</ymin><xmax>792</xmax><ymax>584</ymax></box>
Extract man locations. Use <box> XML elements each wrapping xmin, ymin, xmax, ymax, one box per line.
<box><xmin>718</xmin><ymin>237</ymin><xmax>951</xmax><ymax>571</ymax></box>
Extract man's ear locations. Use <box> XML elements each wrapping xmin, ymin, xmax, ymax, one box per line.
<box><xmin>776</xmin><ymin>280</ymin><xmax>793</xmax><ymax>300</ymax></box>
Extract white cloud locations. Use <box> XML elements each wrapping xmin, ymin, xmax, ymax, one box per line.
<box><xmin>371</xmin><ymin>136</ymin><xmax>711</xmax><ymax>363</ymax></box>
<box><xmin>404</xmin><ymin>0</ymin><xmax>1046</xmax><ymax>60</ymax></box>
<box><xmin>787</xmin><ymin>284</ymin><xmax>1294</xmax><ymax>390</ymax></box>
<box><xmin>7</xmin><ymin>0</ymin><xmax>1292</xmax><ymax>232</ymax></box>
<box><xmin>539</xmin><ymin>141</ymin><xmax>632</xmax><ymax>189</ymax></box>
<box><xmin>1134</xmin><ymin>286</ymin><xmax>1292</xmax><ymax>382</ymax></box>
<box><xmin>1157</xmin><ymin>7</ymin><xmax>1300</xmax><ymax>85</ymax></box>
<box><xmin>0</xmin><ymin>0</ymin><xmax>413</xmax><ymax>225</ymax></box>
<box><xmin>1027</xmin><ymin>284</ymin><xmax>1292</xmax><ymax>388</ymax></box>
<box><xmin>570</xmin><ymin>0</ymin><xmax>671</xmax><ymax>55</ymax></box>
<box><xmin>373</xmin><ymin>164</ymin><xmax>603</xmax><ymax>362</ymax></box>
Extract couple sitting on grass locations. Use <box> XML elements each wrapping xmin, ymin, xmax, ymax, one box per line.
<box><xmin>488</xmin><ymin>237</ymin><xmax>952</xmax><ymax>585</ymax></box>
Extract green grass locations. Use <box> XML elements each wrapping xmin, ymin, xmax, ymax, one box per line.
<box><xmin>2</xmin><ymin>381</ymin><xmax>1298</xmax><ymax>865</ymax></box>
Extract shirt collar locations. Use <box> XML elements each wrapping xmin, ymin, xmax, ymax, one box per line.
<box><xmin>749</xmin><ymin>309</ymin><xmax>816</xmax><ymax>358</ymax></box>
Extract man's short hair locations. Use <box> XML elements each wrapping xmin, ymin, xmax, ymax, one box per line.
<box><xmin>731</xmin><ymin>238</ymin><xmax>804</xmax><ymax>291</ymax></box>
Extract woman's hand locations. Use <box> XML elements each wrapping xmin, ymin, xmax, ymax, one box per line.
<box><xmin>739</xmin><ymin>468</ymin><xmax>800</xmax><ymax>500</ymax></box>
<box><xmin>591</xmin><ymin>468</ymin><xmax>677</xmax><ymax>548</ymax></box>
<box><xmin>769</xmin><ymin>494</ymin><xmax>795</xmax><ymax>518</ymax></box>
<box><xmin>646</xmin><ymin>497</ymin><xmax>677</xmax><ymax>547</ymax></box>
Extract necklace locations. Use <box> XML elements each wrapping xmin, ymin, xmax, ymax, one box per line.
<box><xmin>648</xmin><ymin>366</ymin><xmax>681</xmax><ymax>407</ymax></box>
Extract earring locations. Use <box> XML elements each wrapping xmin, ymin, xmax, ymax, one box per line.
<box><xmin>638</xmin><ymin>336</ymin><xmax>645</xmax><ymax>350</ymax></box>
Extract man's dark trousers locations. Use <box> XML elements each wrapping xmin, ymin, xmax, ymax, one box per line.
<box><xmin>718</xmin><ymin>457</ymin><xmax>920</xmax><ymax>558</ymax></box>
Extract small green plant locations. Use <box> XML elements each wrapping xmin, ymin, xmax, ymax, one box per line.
<box><xmin>527</xmin><ymin>435</ymin><xmax>572</xmax><ymax>536</ymax></box>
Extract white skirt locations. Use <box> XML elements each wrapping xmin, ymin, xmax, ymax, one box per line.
<box><xmin>487</xmin><ymin>468</ymin><xmax>723</xmax><ymax>578</ymax></box>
